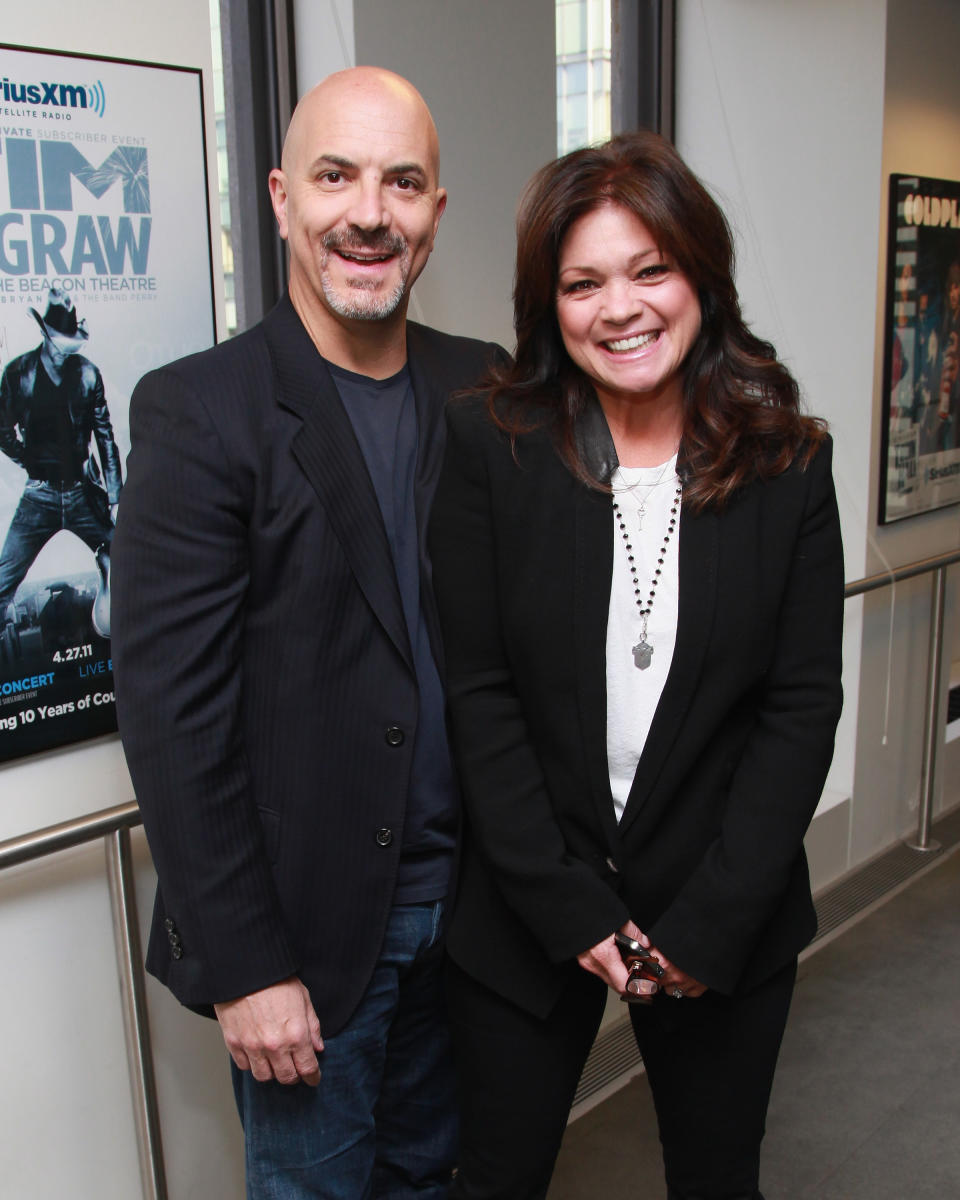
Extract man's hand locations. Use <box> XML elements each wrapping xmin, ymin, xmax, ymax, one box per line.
<box><xmin>214</xmin><ymin>976</ymin><xmax>324</xmax><ymax>1085</ymax></box>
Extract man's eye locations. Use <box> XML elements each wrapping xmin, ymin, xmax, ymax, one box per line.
<box><xmin>321</xmin><ymin>171</ymin><xmax>342</xmax><ymax>184</ymax></box>
<box><xmin>395</xmin><ymin>177</ymin><xmax>419</xmax><ymax>191</ymax></box>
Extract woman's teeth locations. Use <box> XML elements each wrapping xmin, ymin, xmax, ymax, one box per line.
<box><xmin>606</xmin><ymin>331</ymin><xmax>658</xmax><ymax>353</ymax></box>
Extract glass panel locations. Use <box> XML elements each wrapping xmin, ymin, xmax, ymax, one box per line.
<box><xmin>556</xmin><ymin>0</ymin><xmax>588</xmax><ymax>55</ymax></box>
<box><xmin>563</xmin><ymin>60</ymin><xmax>589</xmax><ymax>98</ymax></box>
<box><xmin>589</xmin><ymin>0</ymin><xmax>612</xmax><ymax>53</ymax></box>
<box><xmin>210</xmin><ymin>0</ymin><xmax>237</xmax><ymax>338</ymax></box>
<box><xmin>556</xmin><ymin>0</ymin><xmax>611</xmax><ymax>154</ymax></box>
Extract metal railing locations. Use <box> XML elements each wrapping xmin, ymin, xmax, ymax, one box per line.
<box><xmin>0</xmin><ymin>801</ymin><xmax>165</xmax><ymax>1200</ymax></box>
<box><xmin>0</xmin><ymin>547</ymin><xmax>958</xmax><ymax>1199</ymax></box>
<box><xmin>844</xmin><ymin>546</ymin><xmax>960</xmax><ymax>852</ymax></box>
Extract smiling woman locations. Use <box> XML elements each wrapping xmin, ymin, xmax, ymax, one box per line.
<box><xmin>429</xmin><ymin>129</ymin><xmax>844</xmax><ymax>1200</ymax></box>
<box><xmin>555</xmin><ymin>203</ymin><xmax>701</xmax><ymax>462</ymax></box>
<box><xmin>484</xmin><ymin>130</ymin><xmax>825</xmax><ymax>509</ymax></box>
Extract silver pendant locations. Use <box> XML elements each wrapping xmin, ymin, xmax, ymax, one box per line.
<box><xmin>632</xmin><ymin>639</ymin><xmax>653</xmax><ymax>670</ymax></box>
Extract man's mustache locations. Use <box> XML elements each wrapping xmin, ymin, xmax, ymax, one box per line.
<box><xmin>323</xmin><ymin>230</ymin><xmax>407</xmax><ymax>256</ymax></box>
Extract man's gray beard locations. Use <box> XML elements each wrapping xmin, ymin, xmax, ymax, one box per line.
<box><xmin>320</xmin><ymin>272</ymin><xmax>407</xmax><ymax>321</ymax></box>
<box><xmin>319</xmin><ymin>232</ymin><xmax>410</xmax><ymax>321</ymax></box>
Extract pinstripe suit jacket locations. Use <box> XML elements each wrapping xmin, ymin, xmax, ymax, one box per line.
<box><xmin>112</xmin><ymin>294</ymin><xmax>502</xmax><ymax>1034</ymax></box>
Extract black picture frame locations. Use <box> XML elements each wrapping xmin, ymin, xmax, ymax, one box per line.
<box><xmin>879</xmin><ymin>173</ymin><xmax>960</xmax><ymax>524</ymax></box>
<box><xmin>0</xmin><ymin>42</ymin><xmax>216</xmax><ymax>762</ymax></box>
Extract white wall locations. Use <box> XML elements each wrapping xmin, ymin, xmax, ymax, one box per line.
<box><xmin>352</xmin><ymin>0</ymin><xmax>557</xmax><ymax>350</ymax></box>
<box><xmin>675</xmin><ymin>0</ymin><xmax>888</xmax><ymax>837</ymax></box>
<box><xmin>294</xmin><ymin>0</ymin><xmax>355</xmax><ymax>92</ymax></box>
<box><xmin>675</xmin><ymin>0</ymin><xmax>960</xmax><ymax>886</ymax></box>
<box><xmin>0</xmin><ymin>7</ymin><xmax>243</xmax><ymax>1200</ymax></box>
<box><xmin>853</xmin><ymin>0</ymin><xmax>960</xmax><ymax>859</ymax></box>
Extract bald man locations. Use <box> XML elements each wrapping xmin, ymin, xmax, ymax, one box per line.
<box><xmin>112</xmin><ymin>68</ymin><xmax>504</xmax><ymax>1198</ymax></box>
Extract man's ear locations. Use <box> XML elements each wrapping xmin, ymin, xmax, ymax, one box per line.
<box><xmin>268</xmin><ymin>169</ymin><xmax>289</xmax><ymax>239</ymax></box>
<box><xmin>432</xmin><ymin>188</ymin><xmax>448</xmax><ymax>241</ymax></box>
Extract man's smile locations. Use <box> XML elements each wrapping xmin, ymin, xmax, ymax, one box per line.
<box><xmin>336</xmin><ymin>249</ymin><xmax>395</xmax><ymax>263</ymax></box>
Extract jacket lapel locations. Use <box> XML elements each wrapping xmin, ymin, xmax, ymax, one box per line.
<box><xmin>406</xmin><ymin>324</ymin><xmax>447</xmax><ymax>551</ymax></box>
<box><xmin>618</xmin><ymin>501</ymin><xmax>719</xmax><ymax>833</ymax></box>
<box><xmin>264</xmin><ymin>297</ymin><xmax>413</xmax><ymax>670</ymax></box>
<box><xmin>406</xmin><ymin>324</ymin><xmax>457</xmax><ymax>674</ymax></box>
<box><xmin>574</xmin><ymin>481</ymin><xmax>623</xmax><ymax>849</ymax></box>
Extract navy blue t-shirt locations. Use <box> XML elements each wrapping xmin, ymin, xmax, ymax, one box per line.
<box><xmin>330</xmin><ymin>361</ymin><xmax>455</xmax><ymax>904</ymax></box>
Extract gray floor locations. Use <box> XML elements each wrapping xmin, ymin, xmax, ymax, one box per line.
<box><xmin>548</xmin><ymin>849</ymin><xmax>960</xmax><ymax>1199</ymax></box>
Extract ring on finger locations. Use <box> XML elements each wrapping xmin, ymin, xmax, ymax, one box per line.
<box><xmin>671</xmin><ymin>986</ymin><xmax>684</xmax><ymax>999</ymax></box>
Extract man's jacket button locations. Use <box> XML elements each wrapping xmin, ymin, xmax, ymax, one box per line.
<box><xmin>375</xmin><ymin>827</ymin><xmax>394</xmax><ymax>847</ymax></box>
<box><xmin>385</xmin><ymin>726</ymin><xmax>404</xmax><ymax>746</ymax></box>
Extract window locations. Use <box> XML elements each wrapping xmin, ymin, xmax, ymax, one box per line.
<box><xmin>556</xmin><ymin>0</ymin><xmax>611</xmax><ymax>155</ymax></box>
<box><xmin>210</xmin><ymin>0</ymin><xmax>237</xmax><ymax>337</ymax></box>
<box><xmin>209</xmin><ymin>0</ymin><xmax>294</xmax><ymax>336</ymax></box>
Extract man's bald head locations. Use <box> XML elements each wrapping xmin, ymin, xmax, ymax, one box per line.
<box><xmin>281</xmin><ymin>67</ymin><xmax>440</xmax><ymax>187</ymax></box>
<box><xmin>268</xmin><ymin>66</ymin><xmax>447</xmax><ymax>359</ymax></box>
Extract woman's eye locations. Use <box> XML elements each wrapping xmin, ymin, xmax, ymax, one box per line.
<box><xmin>563</xmin><ymin>279</ymin><xmax>596</xmax><ymax>294</ymax></box>
<box><xmin>638</xmin><ymin>264</ymin><xmax>669</xmax><ymax>281</ymax></box>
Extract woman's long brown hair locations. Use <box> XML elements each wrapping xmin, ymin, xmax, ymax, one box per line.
<box><xmin>486</xmin><ymin>131</ymin><xmax>826</xmax><ymax>510</ymax></box>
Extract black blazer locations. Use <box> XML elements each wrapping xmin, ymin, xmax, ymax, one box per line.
<box><xmin>429</xmin><ymin>400</ymin><xmax>844</xmax><ymax>1019</ymax></box>
<box><xmin>112</xmin><ymin>295</ymin><xmax>502</xmax><ymax>1035</ymax></box>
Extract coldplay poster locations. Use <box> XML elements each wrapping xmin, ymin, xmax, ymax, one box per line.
<box><xmin>0</xmin><ymin>44</ymin><xmax>216</xmax><ymax>761</ymax></box>
<box><xmin>880</xmin><ymin>174</ymin><xmax>960</xmax><ymax>523</ymax></box>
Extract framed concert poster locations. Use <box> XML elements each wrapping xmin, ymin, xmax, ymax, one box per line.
<box><xmin>880</xmin><ymin>173</ymin><xmax>960</xmax><ymax>523</ymax></box>
<box><xmin>0</xmin><ymin>43</ymin><xmax>216</xmax><ymax>762</ymax></box>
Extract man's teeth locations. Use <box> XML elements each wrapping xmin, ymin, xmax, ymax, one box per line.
<box><xmin>606</xmin><ymin>332</ymin><xmax>658</xmax><ymax>352</ymax></box>
<box><xmin>341</xmin><ymin>251</ymin><xmax>391</xmax><ymax>262</ymax></box>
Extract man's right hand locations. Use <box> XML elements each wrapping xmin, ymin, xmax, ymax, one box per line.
<box><xmin>214</xmin><ymin>976</ymin><xmax>324</xmax><ymax>1086</ymax></box>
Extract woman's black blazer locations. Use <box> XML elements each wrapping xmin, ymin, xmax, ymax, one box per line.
<box><xmin>430</xmin><ymin>399</ymin><xmax>844</xmax><ymax>1019</ymax></box>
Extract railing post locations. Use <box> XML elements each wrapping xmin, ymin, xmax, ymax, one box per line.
<box><xmin>105</xmin><ymin>827</ymin><xmax>168</xmax><ymax>1200</ymax></box>
<box><xmin>909</xmin><ymin>566</ymin><xmax>946</xmax><ymax>853</ymax></box>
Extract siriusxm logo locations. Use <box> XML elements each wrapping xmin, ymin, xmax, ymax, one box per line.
<box><xmin>1</xmin><ymin>77</ymin><xmax>106</xmax><ymax>117</ymax></box>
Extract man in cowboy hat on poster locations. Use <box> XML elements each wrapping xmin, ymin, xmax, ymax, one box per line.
<box><xmin>0</xmin><ymin>286</ymin><xmax>122</xmax><ymax>636</ymax></box>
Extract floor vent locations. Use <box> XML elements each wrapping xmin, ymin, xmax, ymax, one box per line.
<box><xmin>812</xmin><ymin>803</ymin><xmax>960</xmax><ymax>943</ymax></box>
<box><xmin>570</xmin><ymin>804</ymin><xmax>960</xmax><ymax>1117</ymax></box>
<box><xmin>571</xmin><ymin>1011</ymin><xmax>643</xmax><ymax>1111</ymax></box>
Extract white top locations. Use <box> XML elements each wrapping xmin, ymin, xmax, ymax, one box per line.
<box><xmin>606</xmin><ymin>456</ymin><xmax>681</xmax><ymax>822</ymax></box>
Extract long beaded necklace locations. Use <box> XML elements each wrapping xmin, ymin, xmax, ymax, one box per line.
<box><xmin>611</xmin><ymin>475</ymin><xmax>682</xmax><ymax>670</ymax></box>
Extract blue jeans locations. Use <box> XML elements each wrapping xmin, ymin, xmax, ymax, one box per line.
<box><xmin>0</xmin><ymin>479</ymin><xmax>112</xmax><ymax>613</ymax></box>
<box><xmin>231</xmin><ymin>901</ymin><xmax>457</xmax><ymax>1200</ymax></box>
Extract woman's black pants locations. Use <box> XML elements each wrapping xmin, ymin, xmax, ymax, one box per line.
<box><xmin>446</xmin><ymin>957</ymin><xmax>797</xmax><ymax>1200</ymax></box>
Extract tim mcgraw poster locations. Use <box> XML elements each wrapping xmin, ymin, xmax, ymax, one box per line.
<box><xmin>0</xmin><ymin>44</ymin><xmax>216</xmax><ymax>761</ymax></box>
